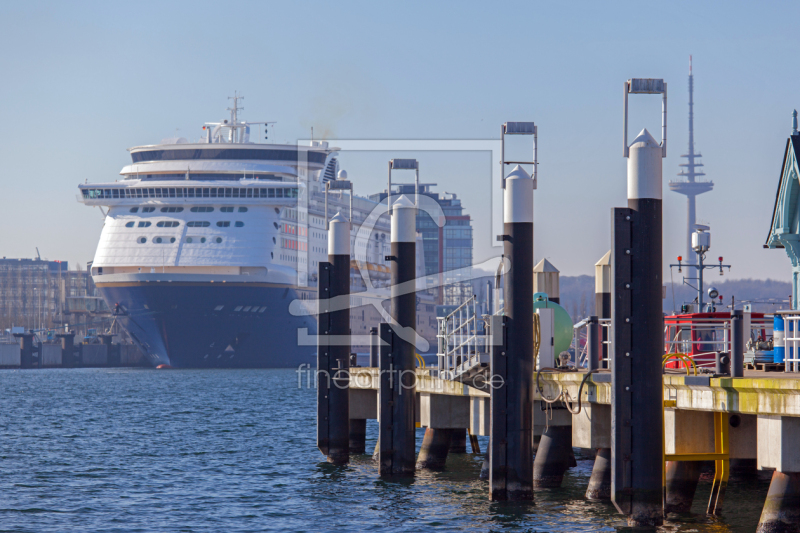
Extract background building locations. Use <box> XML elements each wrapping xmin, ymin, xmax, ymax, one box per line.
<box><xmin>370</xmin><ymin>183</ymin><xmax>473</xmax><ymax>305</ymax></box>
<box><xmin>0</xmin><ymin>257</ymin><xmax>112</xmax><ymax>339</ymax></box>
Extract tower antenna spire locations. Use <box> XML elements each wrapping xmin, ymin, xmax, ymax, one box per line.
<box><xmin>669</xmin><ymin>56</ymin><xmax>714</xmax><ymax>265</ymax></box>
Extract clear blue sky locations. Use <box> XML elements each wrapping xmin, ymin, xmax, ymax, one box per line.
<box><xmin>1</xmin><ymin>0</ymin><xmax>798</xmax><ymax>281</ymax></box>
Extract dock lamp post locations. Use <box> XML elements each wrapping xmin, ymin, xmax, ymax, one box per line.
<box><xmin>387</xmin><ymin>158</ymin><xmax>419</xmax><ymax>212</ymax></box>
<box><xmin>324</xmin><ymin>170</ymin><xmax>353</xmax><ymax>229</ymax></box>
<box><xmin>500</xmin><ymin>122</ymin><xmax>538</xmax><ymax>189</ymax></box>
<box><xmin>612</xmin><ymin>78</ymin><xmax>667</xmax><ymax>527</ymax></box>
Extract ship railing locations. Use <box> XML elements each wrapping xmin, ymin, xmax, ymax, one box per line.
<box><xmin>571</xmin><ymin>317</ymin><xmax>611</xmax><ymax>368</ymax></box>
<box><xmin>435</xmin><ymin>295</ymin><xmax>489</xmax><ymax>381</ymax></box>
<box><xmin>663</xmin><ymin>317</ymin><xmax>773</xmax><ymax>369</ymax></box>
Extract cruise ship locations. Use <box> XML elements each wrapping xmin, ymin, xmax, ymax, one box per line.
<box><xmin>78</xmin><ymin>99</ymin><xmax>437</xmax><ymax>368</ymax></box>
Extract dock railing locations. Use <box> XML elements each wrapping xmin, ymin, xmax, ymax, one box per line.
<box><xmin>663</xmin><ymin>316</ymin><xmax>772</xmax><ymax>370</ymax></box>
<box><xmin>572</xmin><ymin>317</ymin><xmax>610</xmax><ymax>368</ymax></box>
<box><xmin>780</xmin><ymin>313</ymin><xmax>800</xmax><ymax>373</ymax></box>
<box><xmin>435</xmin><ymin>295</ymin><xmax>489</xmax><ymax>381</ymax></box>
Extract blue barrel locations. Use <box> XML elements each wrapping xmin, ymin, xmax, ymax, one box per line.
<box><xmin>774</xmin><ymin>314</ymin><xmax>785</xmax><ymax>363</ymax></box>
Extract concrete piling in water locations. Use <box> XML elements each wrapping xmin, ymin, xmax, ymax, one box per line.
<box><xmin>664</xmin><ymin>460</ymin><xmax>703</xmax><ymax>513</ymax></box>
<box><xmin>612</xmin><ymin>79</ymin><xmax>667</xmax><ymax>527</ymax></box>
<box><xmin>533</xmin><ymin>425</ymin><xmax>573</xmax><ymax>488</ymax></box>
<box><xmin>756</xmin><ymin>471</ymin><xmax>800</xmax><ymax>533</ymax></box>
<box><xmin>449</xmin><ymin>428</ymin><xmax>467</xmax><ymax>453</ymax></box>
<box><xmin>480</xmin><ymin>443</ymin><xmax>490</xmax><ymax>480</ymax></box>
<box><xmin>378</xmin><ymin>195</ymin><xmax>418</xmax><ymax>477</ymax></box>
<box><xmin>490</xmin><ymin>164</ymin><xmax>535</xmax><ymax>501</ymax></box>
<box><xmin>586</xmin><ymin>448</ymin><xmax>612</xmax><ymax>500</ymax></box>
<box><xmin>416</xmin><ymin>428</ymin><xmax>453</xmax><ymax>470</ymax></box>
<box><xmin>317</xmin><ymin>213</ymin><xmax>351</xmax><ymax>465</ymax></box>
<box><xmin>349</xmin><ymin>419</ymin><xmax>367</xmax><ymax>454</ymax></box>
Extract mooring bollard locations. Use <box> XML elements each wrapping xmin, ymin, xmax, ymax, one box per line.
<box><xmin>612</xmin><ymin>78</ymin><xmax>667</xmax><ymax>527</ymax></box>
<box><xmin>664</xmin><ymin>460</ymin><xmax>703</xmax><ymax>513</ymax></box>
<box><xmin>586</xmin><ymin>448</ymin><xmax>612</xmax><ymax>500</ymax></box>
<box><xmin>490</xmin><ymin>164</ymin><xmax>534</xmax><ymax>501</ymax></box>
<box><xmin>595</xmin><ymin>251</ymin><xmax>611</xmax><ymax>368</ymax></box>
<box><xmin>317</xmin><ymin>213</ymin><xmax>351</xmax><ymax>465</ymax></box>
<box><xmin>731</xmin><ymin>310</ymin><xmax>744</xmax><ymax>378</ymax></box>
<box><xmin>757</xmin><ymin>471</ymin><xmax>800</xmax><ymax>532</ymax></box>
<box><xmin>378</xmin><ymin>195</ymin><xmax>417</xmax><ymax>477</ymax></box>
<box><xmin>416</xmin><ymin>428</ymin><xmax>453</xmax><ymax>470</ymax></box>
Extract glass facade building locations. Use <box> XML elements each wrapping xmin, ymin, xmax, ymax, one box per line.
<box><xmin>370</xmin><ymin>184</ymin><xmax>473</xmax><ymax>305</ymax></box>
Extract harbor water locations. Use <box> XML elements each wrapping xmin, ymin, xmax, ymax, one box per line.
<box><xmin>0</xmin><ymin>368</ymin><xmax>772</xmax><ymax>532</ymax></box>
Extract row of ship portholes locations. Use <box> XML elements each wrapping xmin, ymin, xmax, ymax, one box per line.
<box><xmin>136</xmin><ymin>236</ymin><xmax>224</xmax><ymax>244</ymax></box>
<box><xmin>126</xmin><ymin>221</ymin><xmax>244</xmax><ymax>228</ymax></box>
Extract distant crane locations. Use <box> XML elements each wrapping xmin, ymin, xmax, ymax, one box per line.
<box><xmin>35</xmin><ymin>247</ymin><xmax>41</xmax><ymax>260</ymax></box>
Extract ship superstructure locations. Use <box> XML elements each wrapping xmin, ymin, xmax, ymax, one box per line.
<box><xmin>78</xmin><ymin>99</ymin><xmax>436</xmax><ymax>367</ymax></box>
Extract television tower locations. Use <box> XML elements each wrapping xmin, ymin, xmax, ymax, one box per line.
<box><xmin>669</xmin><ymin>56</ymin><xmax>713</xmax><ymax>265</ymax></box>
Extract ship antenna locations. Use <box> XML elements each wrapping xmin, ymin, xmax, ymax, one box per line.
<box><xmin>227</xmin><ymin>91</ymin><xmax>244</xmax><ymax>142</ymax></box>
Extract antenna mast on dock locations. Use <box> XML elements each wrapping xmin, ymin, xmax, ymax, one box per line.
<box><xmin>669</xmin><ymin>56</ymin><xmax>714</xmax><ymax>265</ymax></box>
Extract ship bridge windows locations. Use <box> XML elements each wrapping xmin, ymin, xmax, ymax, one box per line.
<box><xmin>187</xmin><ymin>221</ymin><xmax>210</xmax><ymax>227</ymax></box>
<box><xmin>83</xmin><ymin>186</ymin><xmax>297</xmax><ymax>201</ymax></box>
<box><xmin>130</xmin><ymin>148</ymin><xmax>328</xmax><ymax>165</ymax></box>
<box><xmin>137</xmin><ymin>221</ymin><xmax>151</xmax><ymax>228</ymax></box>
<box><xmin>156</xmin><ymin>221</ymin><xmax>180</xmax><ymax>228</ymax></box>
<box><xmin>191</xmin><ymin>206</ymin><xmax>214</xmax><ymax>213</ymax></box>
<box><xmin>160</xmin><ymin>207</ymin><xmax>184</xmax><ymax>213</ymax></box>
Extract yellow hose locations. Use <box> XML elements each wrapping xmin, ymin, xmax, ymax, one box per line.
<box><xmin>662</xmin><ymin>353</ymin><xmax>697</xmax><ymax>376</ymax></box>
